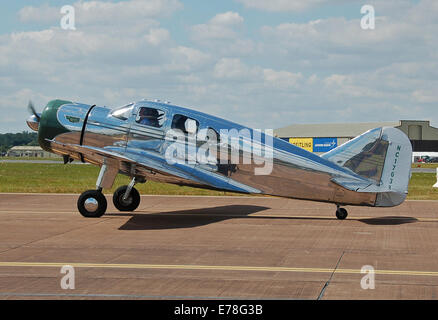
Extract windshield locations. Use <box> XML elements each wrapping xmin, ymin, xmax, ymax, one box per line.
<box><xmin>110</xmin><ymin>103</ymin><xmax>134</xmax><ymax>120</ymax></box>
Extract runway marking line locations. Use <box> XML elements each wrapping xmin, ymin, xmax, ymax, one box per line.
<box><xmin>0</xmin><ymin>210</ymin><xmax>437</xmax><ymax>222</ymax></box>
<box><xmin>0</xmin><ymin>262</ymin><xmax>437</xmax><ymax>278</ymax></box>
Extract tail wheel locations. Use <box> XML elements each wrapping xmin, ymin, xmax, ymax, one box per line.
<box><xmin>77</xmin><ymin>190</ymin><xmax>107</xmax><ymax>218</ymax></box>
<box><xmin>113</xmin><ymin>185</ymin><xmax>141</xmax><ymax>212</ymax></box>
<box><xmin>336</xmin><ymin>207</ymin><xmax>348</xmax><ymax>220</ymax></box>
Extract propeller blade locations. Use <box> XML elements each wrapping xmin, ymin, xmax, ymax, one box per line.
<box><xmin>27</xmin><ymin>101</ymin><xmax>40</xmax><ymax>121</ymax></box>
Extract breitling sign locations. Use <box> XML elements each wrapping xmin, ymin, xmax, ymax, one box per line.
<box><xmin>288</xmin><ymin>137</ymin><xmax>338</xmax><ymax>153</ymax></box>
<box><xmin>289</xmin><ymin>138</ymin><xmax>313</xmax><ymax>152</ymax></box>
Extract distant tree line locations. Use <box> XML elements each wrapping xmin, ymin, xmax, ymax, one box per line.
<box><xmin>0</xmin><ymin>131</ymin><xmax>38</xmax><ymax>154</ymax></box>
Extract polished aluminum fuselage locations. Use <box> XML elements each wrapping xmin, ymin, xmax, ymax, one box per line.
<box><xmin>50</xmin><ymin>100</ymin><xmax>380</xmax><ymax>206</ymax></box>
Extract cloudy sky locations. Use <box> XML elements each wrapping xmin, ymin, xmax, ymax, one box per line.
<box><xmin>1</xmin><ymin>0</ymin><xmax>437</xmax><ymax>133</ymax></box>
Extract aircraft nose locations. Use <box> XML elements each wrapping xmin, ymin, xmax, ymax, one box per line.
<box><xmin>37</xmin><ymin>99</ymin><xmax>73</xmax><ymax>152</ymax></box>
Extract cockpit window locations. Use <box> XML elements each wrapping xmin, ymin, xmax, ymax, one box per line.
<box><xmin>136</xmin><ymin>107</ymin><xmax>165</xmax><ymax>128</ymax></box>
<box><xmin>110</xmin><ymin>103</ymin><xmax>134</xmax><ymax>121</ymax></box>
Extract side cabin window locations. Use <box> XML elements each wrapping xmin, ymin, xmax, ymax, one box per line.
<box><xmin>136</xmin><ymin>107</ymin><xmax>165</xmax><ymax>128</ymax></box>
<box><xmin>171</xmin><ymin>114</ymin><xmax>199</xmax><ymax>135</ymax></box>
<box><xmin>200</xmin><ymin>127</ymin><xmax>220</xmax><ymax>144</ymax></box>
<box><xmin>110</xmin><ymin>103</ymin><xmax>134</xmax><ymax>121</ymax></box>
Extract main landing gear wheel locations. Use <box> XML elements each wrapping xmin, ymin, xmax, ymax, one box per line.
<box><xmin>336</xmin><ymin>207</ymin><xmax>348</xmax><ymax>220</ymax></box>
<box><xmin>113</xmin><ymin>185</ymin><xmax>141</xmax><ymax>212</ymax></box>
<box><xmin>77</xmin><ymin>190</ymin><xmax>107</xmax><ymax>218</ymax></box>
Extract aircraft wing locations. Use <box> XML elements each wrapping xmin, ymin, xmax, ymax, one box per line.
<box><xmin>48</xmin><ymin>139</ymin><xmax>260</xmax><ymax>194</ymax></box>
<box><xmin>48</xmin><ymin>139</ymin><xmax>202</xmax><ymax>182</ymax></box>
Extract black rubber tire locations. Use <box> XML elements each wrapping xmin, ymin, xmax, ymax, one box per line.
<box><xmin>77</xmin><ymin>190</ymin><xmax>107</xmax><ymax>218</ymax></box>
<box><xmin>113</xmin><ymin>186</ymin><xmax>141</xmax><ymax>212</ymax></box>
<box><xmin>336</xmin><ymin>208</ymin><xmax>348</xmax><ymax>220</ymax></box>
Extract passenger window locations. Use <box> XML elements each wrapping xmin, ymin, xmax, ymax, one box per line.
<box><xmin>171</xmin><ymin>114</ymin><xmax>199</xmax><ymax>134</ymax></box>
<box><xmin>200</xmin><ymin>127</ymin><xmax>220</xmax><ymax>143</ymax></box>
<box><xmin>208</xmin><ymin>128</ymin><xmax>219</xmax><ymax>142</ymax></box>
<box><xmin>136</xmin><ymin>107</ymin><xmax>165</xmax><ymax>128</ymax></box>
<box><xmin>110</xmin><ymin>103</ymin><xmax>134</xmax><ymax>121</ymax></box>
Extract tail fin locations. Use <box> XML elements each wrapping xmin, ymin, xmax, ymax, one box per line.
<box><xmin>322</xmin><ymin>127</ymin><xmax>412</xmax><ymax>207</ymax></box>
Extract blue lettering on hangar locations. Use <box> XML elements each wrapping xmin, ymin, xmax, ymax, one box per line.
<box><xmin>313</xmin><ymin>137</ymin><xmax>338</xmax><ymax>152</ymax></box>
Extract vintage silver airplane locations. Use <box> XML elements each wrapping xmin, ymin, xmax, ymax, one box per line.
<box><xmin>26</xmin><ymin>99</ymin><xmax>412</xmax><ymax>220</ymax></box>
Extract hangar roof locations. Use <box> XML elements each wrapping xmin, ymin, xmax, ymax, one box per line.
<box><xmin>8</xmin><ymin>146</ymin><xmax>43</xmax><ymax>151</ymax></box>
<box><xmin>274</xmin><ymin>121</ymin><xmax>401</xmax><ymax>138</ymax></box>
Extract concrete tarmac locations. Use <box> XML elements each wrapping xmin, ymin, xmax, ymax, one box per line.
<box><xmin>0</xmin><ymin>193</ymin><xmax>438</xmax><ymax>300</ymax></box>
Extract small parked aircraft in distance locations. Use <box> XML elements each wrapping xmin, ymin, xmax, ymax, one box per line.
<box><xmin>26</xmin><ymin>99</ymin><xmax>412</xmax><ymax>220</ymax></box>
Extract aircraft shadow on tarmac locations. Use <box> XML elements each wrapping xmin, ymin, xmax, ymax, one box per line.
<box><xmin>108</xmin><ymin>205</ymin><xmax>419</xmax><ymax>230</ymax></box>
<box><xmin>113</xmin><ymin>205</ymin><xmax>270</xmax><ymax>230</ymax></box>
<box><xmin>358</xmin><ymin>216</ymin><xmax>418</xmax><ymax>226</ymax></box>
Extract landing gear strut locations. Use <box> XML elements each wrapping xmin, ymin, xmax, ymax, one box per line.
<box><xmin>113</xmin><ymin>177</ymin><xmax>141</xmax><ymax>212</ymax></box>
<box><xmin>336</xmin><ymin>205</ymin><xmax>348</xmax><ymax>220</ymax></box>
<box><xmin>77</xmin><ymin>162</ymin><xmax>117</xmax><ymax>218</ymax></box>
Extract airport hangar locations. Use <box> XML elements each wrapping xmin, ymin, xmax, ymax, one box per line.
<box><xmin>274</xmin><ymin>120</ymin><xmax>438</xmax><ymax>158</ymax></box>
